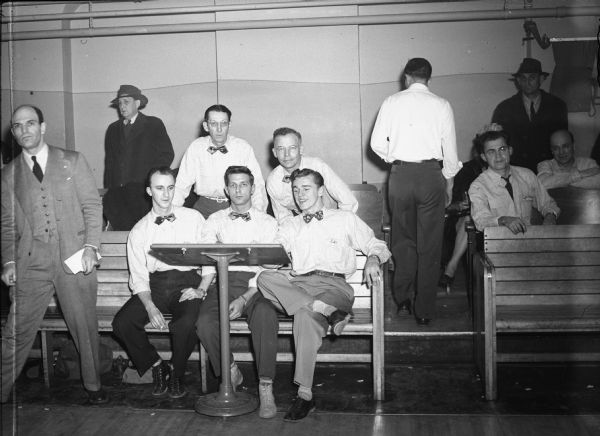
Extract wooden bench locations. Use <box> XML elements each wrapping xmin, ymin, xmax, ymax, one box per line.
<box><xmin>32</xmin><ymin>229</ymin><xmax>386</xmax><ymax>401</ymax></box>
<box><xmin>472</xmin><ymin>224</ymin><xmax>600</xmax><ymax>400</ymax></box>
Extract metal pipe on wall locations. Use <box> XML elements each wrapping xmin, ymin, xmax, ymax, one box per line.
<box><xmin>2</xmin><ymin>0</ymin><xmax>482</xmax><ymax>23</ymax></box>
<box><xmin>2</xmin><ymin>6</ymin><xmax>599</xmax><ymax>41</ymax></box>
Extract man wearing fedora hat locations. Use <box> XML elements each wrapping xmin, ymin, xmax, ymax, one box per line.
<box><xmin>492</xmin><ymin>58</ymin><xmax>567</xmax><ymax>173</ymax></box>
<box><xmin>103</xmin><ymin>84</ymin><xmax>174</xmax><ymax>230</ymax></box>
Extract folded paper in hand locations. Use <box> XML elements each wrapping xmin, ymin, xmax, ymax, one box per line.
<box><xmin>64</xmin><ymin>248</ymin><xmax>101</xmax><ymax>274</ymax></box>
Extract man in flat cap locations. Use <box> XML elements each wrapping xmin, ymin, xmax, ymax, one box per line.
<box><xmin>103</xmin><ymin>84</ymin><xmax>174</xmax><ymax>230</ymax></box>
<box><xmin>492</xmin><ymin>58</ymin><xmax>568</xmax><ymax>173</ymax></box>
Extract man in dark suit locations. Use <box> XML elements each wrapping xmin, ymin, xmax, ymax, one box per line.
<box><xmin>103</xmin><ymin>84</ymin><xmax>174</xmax><ymax>230</ymax></box>
<box><xmin>1</xmin><ymin>105</ymin><xmax>107</xmax><ymax>404</ymax></box>
<box><xmin>492</xmin><ymin>58</ymin><xmax>568</xmax><ymax>173</ymax></box>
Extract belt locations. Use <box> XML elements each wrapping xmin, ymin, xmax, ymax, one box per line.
<box><xmin>392</xmin><ymin>158</ymin><xmax>439</xmax><ymax>165</ymax></box>
<box><xmin>297</xmin><ymin>270</ymin><xmax>345</xmax><ymax>279</ymax></box>
<box><xmin>202</xmin><ymin>195</ymin><xmax>229</xmax><ymax>203</ymax></box>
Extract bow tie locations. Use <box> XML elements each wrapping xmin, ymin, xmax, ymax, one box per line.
<box><xmin>229</xmin><ymin>211</ymin><xmax>251</xmax><ymax>221</ymax></box>
<box><xmin>155</xmin><ymin>213</ymin><xmax>176</xmax><ymax>225</ymax></box>
<box><xmin>208</xmin><ymin>146</ymin><xmax>228</xmax><ymax>154</ymax></box>
<box><xmin>302</xmin><ymin>210</ymin><xmax>323</xmax><ymax>223</ymax></box>
<box><xmin>282</xmin><ymin>175</ymin><xmax>291</xmax><ymax>183</ymax></box>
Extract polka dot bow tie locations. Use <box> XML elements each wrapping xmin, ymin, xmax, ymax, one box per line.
<box><xmin>303</xmin><ymin>210</ymin><xmax>323</xmax><ymax>223</ymax></box>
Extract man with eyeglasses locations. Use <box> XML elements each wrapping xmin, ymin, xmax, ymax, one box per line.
<box><xmin>174</xmin><ymin>104</ymin><xmax>268</xmax><ymax>217</ymax></box>
<box><xmin>104</xmin><ymin>85</ymin><xmax>174</xmax><ymax>230</ymax></box>
<box><xmin>2</xmin><ymin>105</ymin><xmax>107</xmax><ymax>404</ymax></box>
<box><xmin>267</xmin><ymin>127</ymin><xmax>357</xmax><ymax>223</ymax></box>
<box><xmin>469</xmin><ymin>128</ymin><xmax>559</xmax><ymax>235</ymax></box>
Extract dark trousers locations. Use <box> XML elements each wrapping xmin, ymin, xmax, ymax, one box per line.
<box><xmin>193</xmin><ymin>196</ymin><xmax>230</xmax><ymax>219</ymax></box>
<box><xmin>388</xmin><ymin>161</ymin><xmax>446</xmax><ymax>319</ymax></box>
<box><xmin>196</xmin><ymin>271</ymin><xmax>279</xmax><ymax>380</ymax></box>
<box><xmin>112</xmin><ymin>269</ymin><xmax>201</xmax><ymax>378</ymax></box>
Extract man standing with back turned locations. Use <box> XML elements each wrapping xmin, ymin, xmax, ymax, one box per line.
<box><xmin>2</xmin><ymin>105</ymin><xmax>107</xmax><ymax>404</ymax></box>
<box><xmin>371</xmin><ymin>58</ymin><xmax>461</xmax><ymax>325</ymax></box>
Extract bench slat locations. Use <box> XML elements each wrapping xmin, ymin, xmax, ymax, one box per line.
<box><xmin>494</xmin><ymin>266</ymin><xmax>600</xmax><ymax>281</ymax></box>
<box><xmin>497</xmin><ymin>294</ymin><xmax>600</xmax><ymax>305</ymax></box>
<box><xmin>485</xmin><ymin>238</ymin><xmax>600</xmax><ymax>253</ymax></box>
<box><xmin>98</xmin><ymin>257</ymin><xmax>128</xmax><ymax>270</ymax></box>
<box><xmin>484</xmin><ymin>224</ymin><xmax>600</xmax><ymax>240</ymax></box>
<box><xmin>100</xmin><ymin>244</ymin><xmax>127</xmax><ymax>257</ymax></box>
<box><xmin>487</xmin><ymin>252</ymin><xmax>600</xmax><ymax>267</ymax></box>
<box><xmin>495</xmin><ymin>280</ymin><xmax>600</xmax><ymax>295</ymax></box>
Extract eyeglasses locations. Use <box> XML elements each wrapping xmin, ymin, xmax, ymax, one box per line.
<box><xmin>11</xmin><ymin>120</ymin><xmax>39</xmax><ymax>132</ymax></box>
<box><xmin>206</xmin><ymin>120</ymin><xmax>230</xmax><ymax>129</ymax></box>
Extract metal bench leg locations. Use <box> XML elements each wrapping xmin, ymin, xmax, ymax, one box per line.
<box><xmin>40</xmin><ymin>331</ymin><xmax>54</xmax><ymax>388</ymax></box>
<box><xmin>200</xmin><ymin>343</ymin><xmax>208</xmax><ymax>394</ymax></box>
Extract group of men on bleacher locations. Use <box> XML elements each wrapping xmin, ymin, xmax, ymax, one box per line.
<box><xmin>2</xmin><ymin>54</ymin><xmax>599</xmax><ymax>421</ymax></box>
<box><xmin>0</xmin><ymin>100</ymin><xmax>389</xmax><ymax>422</ymax></box>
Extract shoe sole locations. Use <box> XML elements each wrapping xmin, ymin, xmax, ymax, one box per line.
<box><xmin>332</xmin><ymin>313</ymin><xmax>351</xmax><ymax>336</ymax></box>
<box><xmin>258</xmin><ymin>408</ymin><xmax>277</xmax><ymax>419</ymax></box>
<box><xmin>283</xmin><ymin>405</ymin><xmax>316</xmax><ymax>422</ymax></box>
<box><xmin>168</xmin><ymin>391</ymin><xmax>188</xmax><ymax>399</ymax></box>
<box><xmin>152</xmin><ymin>389</ymin><xmax>169</xmax><ymax>397</ymax></box>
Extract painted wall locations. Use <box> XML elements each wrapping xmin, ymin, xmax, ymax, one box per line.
<box><xmin>2</xmin><ymin>0</ymin><xmax>599</xmax><ymax>188</ymax></box>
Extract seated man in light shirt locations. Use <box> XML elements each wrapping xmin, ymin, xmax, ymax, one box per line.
<box><xmin>537</xmin><ymin>129</ymin><xmax>600</xmax><ymax>189</ymax></box>
<box><xmin>257</xmin><ymin>168</ymin><xmax>390</xmax><ymax>422</ymax></box>
<box><xmin>194</xmin><ymin>166</ymin><xmax>279</xmax><ymax>419</ymax></box>
<box><xmin>266</xmin><ymin>127</ymin><xmax>357</xmax><ymax>222</ymax></box>
<box><xmin>173</xmin><ymin>104</ymin><xmax>268</xmax><ymax>217</ymax></box>
<box><xmin>112</xmin><ymin>167</ymin><xmax>206</xmax><ymax>400</ymax></box>
<box><xmin>469</xmin><ymin>129</ymin><xmax>559</xmax><ymax>234</ymax></box>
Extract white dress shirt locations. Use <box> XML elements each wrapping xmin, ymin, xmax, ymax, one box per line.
<box><xmin>200</xmin><ymin>206</ymin><xmax>278</xmax><ymax>288</ymax></box>
<box><xmin>22</xmin><ymin>143</ymin><xmax>49</xmax><ymax>173</ymax></box>
<box><xmin>266</xmin><ymin>155</ymin><xmax>358</xmax><ymax>223</ymax></box>
<box><xmin>127</xmin><ymin>206</ymin><xmax>205</xmax><ymax>295</ymax></box>
<box><xmin>537</xmin><ymin>157</ymin><xmax>600</xmax><ymax>190</ymax></box>
<box><xmin>469</xmin><ymin>166</ymin><xmax>560</xmax><ymax>231</ymax></box>
<box><xmin>370</xmin><ymin>83</ymin><xmax>462</xmax><ymax>179</ymax></box>
<box><xmin>173</xmin><ymin>135</ymin><xmax>268</xmax><ymax>211</ymax></box>
<box><xmin>275</xmin><ymin>209</ymin><xmax>390</xmax><ymax>277</ymax></box>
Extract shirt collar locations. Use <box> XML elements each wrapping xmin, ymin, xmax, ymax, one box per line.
<box><xmin>407</xmin><ymin>83</ymin><xmax>429</xmax><ymax>91</ymax></box>
<box><xmin>124</xmin><ymin>113</ymin><xmax>139</xmax><ymax>125</ymax></box>
<box><xmin>22</xmin><ymin>143</ymin><xmax>49</xmax><ymax>170</ymax></box>
<box><xmin>486</xmin><ymin>167</ymin><xmax>512</xmax><ymax>183</ymax></box>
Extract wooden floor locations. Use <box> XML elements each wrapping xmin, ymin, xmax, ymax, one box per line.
<box><xmin>2</xmin><ymin>403</ymin><xmax>600</xmax><ymax>436</ymax></box>
<box><xmin>2</xmin><ymin>263</ymin><xmax>599</xmax><ymax>435</ymax></box>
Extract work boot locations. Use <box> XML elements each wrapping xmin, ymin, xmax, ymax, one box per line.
<box><xmin>258</xmin><ymin>380</ymin><xmax>277</xmax><ymax>419</ymax></box>
<box><xmin>151</xmin><ymin>361</ymin><xmax>170</xmax><ymax>397</ymax></box>
<box><xmin>168</xmin><ymin>376</ymin><xmax>187</xmax><ymax>399</ymax></box>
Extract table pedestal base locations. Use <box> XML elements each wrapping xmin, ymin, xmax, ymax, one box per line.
<box><xmin>195</xmin><ymin>391</ymin><xmax>258</xmax><ymax>417</ymax></box>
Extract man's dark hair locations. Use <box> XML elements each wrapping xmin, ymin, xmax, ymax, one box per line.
<box><xmin>273</xmin><ymin>127</ymin><xmax>302</xmax><ymax>143</ymax></box>
<box><xmin>146</xmin><ymin>166</ymin><xmax>176</xmax><ymax>187</ymax></box>
<box><xmin>204</xmin><ymin>104</ymin><xmax>232</xmax><ymax>122</ymax></box>
<box><xmin>290</xmin><ymin>168</ymin><xmax>324</xmax><ymax>187</ymax></box>
<box><xmin>403</xmin><ymin>58</ymin><xmax>432</xmax><ymax>81</ymax></box>
<box><xmin>224</xmin><ymin>165</ymin><xmax>254</xmax><ymax>186</ymax></box>
<box><xmin>13</xmin><ymin>104</ymin><xmax>44</xmax><ymax>123</ymax></box>
<box><xmin>476</xmin><ymin>130</ymin><xmax>510</xmax><ymax>155</ymax></box>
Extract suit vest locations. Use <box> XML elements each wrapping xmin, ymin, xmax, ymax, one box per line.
<box><xmin>25</xmin><ymin>168</ymin><xmax>59</xmax><ymax>242</ymax></box>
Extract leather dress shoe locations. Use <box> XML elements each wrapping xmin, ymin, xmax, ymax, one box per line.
<box><xmin>87</xmin><ymin>388</ymin><xmax>109</xmax><ymax>405</ymax></box>
<box><xmin>327</xmin><ymin>310</ymin><xmax>350</xmax><ymax>336</ymax></box>
<box><xmin>396</xmin><ymin>299</ymin><xmax>412</xmax><ymax>316</ymax></box>
<box><xmin>415</xmin><ymin>317</ymin><xmax>431</xmax><ymax>326</ymax></box>
<box><xmin>284</xmin><ymin>396</ymin><xmax>316</xmax><ymax>422</ymax></box>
